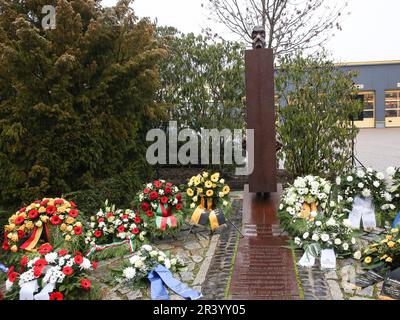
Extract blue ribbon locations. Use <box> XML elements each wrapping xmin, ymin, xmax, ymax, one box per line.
<box><xmin>0</xmin><ymin>263</ymin><xmax>8</xmax><ymax>273</ymax></box>
<box><xmin>393</xmin><ymin>212</ymin><xmax>400</xmax><ymax>229</ymax></box>
<box><xmin>148</xmin><ymin>264</ymin><xmax>203</xmax><ymax>300</ymax></box>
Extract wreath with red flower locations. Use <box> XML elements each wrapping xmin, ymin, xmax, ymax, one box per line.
<box><xmin>3</xmin><ymin>198</ymin><xmax>85</xmax><ymax>254</ymax></box>
<box><xmin>136</xmin><ymin>180</ymin><xmax>185</xmax><ymax>236</ymax></box>
<box><xmin>3</xmin><ymin>244</ymin><xmax>99</xmax><ymax>300</ymax></box>
<box><xmin>84</xmin><ymin>200</ymin><xmax>148</xmax><ymax>258</ymax></box>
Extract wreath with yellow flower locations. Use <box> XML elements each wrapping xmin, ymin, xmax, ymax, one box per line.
<box><xmin>2</xmin><ymin>198</ymin><xmax>85</xmax><ymax>254</ymax></box>
<box><xmin>186</xmin><ymin>172</ymin><xmax>232</xmax><ymax>230</ymax></box>
<box><xmin>355</xmin><ymin>228</ymin><xmax>400</xmax><ymax>271</ymax></box>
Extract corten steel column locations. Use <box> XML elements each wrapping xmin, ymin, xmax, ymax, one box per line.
<box><xmin>245</xmin><ymin>48</ymin><xmax>277</xmax><ymax>193</ymax></box>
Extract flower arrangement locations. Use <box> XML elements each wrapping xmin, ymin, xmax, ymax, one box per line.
<box><xmin>85</xmin><ymin>200</ymin><xmax>147</xmax><ymax>247</ymax></box>
<box><xmin>137</xmin><ymin>180</ymin><xmax>185</xmax><ymax>236</ymax></box>
<box><xmin>117</xmin><ymin>244</ymin><xmax>186</xmax><ymax>285</ymax></box>
<box><xmin>293</xmin><ymin>209</ymin><xmax>356</xmax><ymax>257</ymax></box>
<box><xmin>278</xmin><ymin>175</ymin><xmax>332</xmax><ymax>237</ymax></box>
<box><xmin>334</xmin><ymin>167</ymin><xmax>394</xmax><ymax>213</ymax></box>
<box><xmin>186</xmin><ymin>172</ymin><xmax>231</xmax><ymax>210</ymax></box>
<box><xmin>355</xmin><ymin>228</ymin><xmax>400</xmax><ymax>271</ymax></box>
<box><xmin>3</xmin><ymin>198</ymin><xmax>84</xmax><ymax>253</ymax></box>
<box><xmin>4</xmin><ymin>244</ymin><xmax>98</xmax><ymax>300</ymax></box>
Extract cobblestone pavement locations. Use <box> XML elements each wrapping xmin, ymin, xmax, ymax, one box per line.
<box><xmin>297</xmin><ymin>233</ymin><xmax>384</xmax><ymax>300</ymax></box>
<box><xmin>355</xmin><ymin>128</ymin><xmax>400</xmax><ymax>172</ymax></box>
<box><xmin>201</xmin><ymin>198</ymin><xmax>243</xmax><ymax>300</ymax></box>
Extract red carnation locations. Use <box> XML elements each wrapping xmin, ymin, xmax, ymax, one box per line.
<box><xmin>74</xmin><ymin>250</ymin><xmax>82</xmax><ymax>256</ymax></box>
<box><xmin>15</xmin><ymin>216</ymin><xmax>25</xmax><ymax>225</ymax></box>
<box><xmin>33</xmin><ymin>266</ymin><xmax>43</xmax><ymax>278</ymax></box>
<box><xmin>146</xmin><ymin>211</ymin><xmax>154</xmax><ymax>218</ymax></box>
<box><xmin>2</xmin><ymin>241</ymin><xmax>9</xmax><ymax>251</ymax></box>
<box><xmin>58</xmin><ymin>249</ymin><xmax>68</xmax><ymax>256</ymax></box>
<box><xmin>134</xmin><ymin>217</ymin><xmax>141</xmax><ymax>224</ymax></box>
<box><xmin>166</xmin><ymin>182</ymin><xmax>172</xmax><ymax>187</ymax></box>
<box><xmin>73</xmin><ymin>226</ymin><xmax>82</xmax><ymax>235</ymax></box>
<box><xmin>8</xmin><ymin>272</ymin><xmax>18</xmax><ymax>282</ymax></box>
<box><xmin>149</xmin><ymin>191</ymin><xmax>159</xmax><ymax>201</ymax></box>
<box><xmin>68</xmin><ymin>209</ymin><xmax>78</xmax><ymax>218</ymax></box>
<box><xmin>143</xmin><ymin>188</ymin><xmax>150</xmax><ymax>194</ymax></box>
<box><xmin>154</xmin><ymin>180</ymin><xmax>163</xmax><ymax>188</ymax></box>
<box><xmin>106</xmin><ymin>212</ymin><xmax>114</xmax><ymax>218</ymax></box>
<box><xmin>176</xmin><ymin>194</ymin><xmax>182</xmax><ymax>202</ymax></box>
<box><xmin>141</xmin><ymin>202</ymin><xmax>150</xmax><ymax>212</ymax></box>
<box><xmin>40</xmin><ymin>199</ymin><xmax>49</xmax><ymax>206</ymax></box>
<box><xmin>46</xmin><ymin>205</ymin><xmax>57</xmax><ymax>215</ymax></box>
<box><xmin>28</xmin><ymin>209</ymin><xmax>39</xmax><ymax>219</ymax></box>
<box><xmin>17</xmin><ymin>230</ymin><xmax>25</xmax><ymax>239</ymax></box>
<box><xmin>18</xmin><ymin>207</ymin><xmax>26</xmax><ymax>213</ymax></box>
<box><xmin>20</xmin><ymin>256</ymin><xmax>28</xmax><ymax>267</ymax></box>
<box><xmin>50</xmin><ymin>215</ymin><xmax>62</xmax><ymax>225</ymax></box>
<box><xmin>62</xmin><ymin>266</ymin><xmax>73</xmax><ymax>276</ymax></box>
<box><xmin>74</xmin><ymin>255</ymin><xmax>83</xmax><ymax>265</ymax></box>
<box><xmin>165</xmin><ymin>187</ymin><xmax>172</xmax><ymax>195</ymax></box>
<box><xmin>54</xmin><ymin>199</ymin><xmax>64</xmax><ymax>205</ymax></box>
<box><xmin>92</xmin><ymin>261</ymin><xmax>97</xmax><ymax>270</ymax></box>
<box><xmin>132</xmin><ymin>228</ymin><xmax>139</xmax><ymax>235</ymax></box>
<box><xmin>94</xmin><ymin>230</ymin><xmax>102</xmax><ymax>238</ymax></box>
<box><xmin>175</xmin><ymin>203</ymin><xmax>183</xmax><ymax>211</ymax></box>
<box><xmin>117</xmin><ymin>225</ymin><xmax>125</xmax><ymax>233</ymax></box>
<box><xmin>161</xmin><ymin>196</ymin><xmax>168</xmax><ymax>204</ymax></box>
<box><xmin>98</xmin><ymin>218</ymin><xmax>105</xmax><ymax>223</ymax></box>
<box><xmin>38</xmin><ymin>243</ymin><xmax>53</xmax><ymax>255</ymax></box>
<box><xmin>81</xmin><ymin>278</ymin><xmax>92</xmax><ymax>290</ymax></box>
<box><xmin>34</xmin><ymin>200</ymin><xmax>41</xmax><ymax>204</ymax></box>
<box><xmin>34</xmin><ymin>259</ymin><xmax>47</xmax><ymax>269</ymax></box>
<box><xmin>69</xmin><ymin>201</ymin><xmax>77</xmax><ymax>207</ymax></box>
<box><xmin>50</xmin><ymin>292</ymin><xmax>64</xmax><ymax>300</ymax></box>
<box><xmin>121</xmin><ymin>215</ymin><xmax>129</xmax><ymax>220</ymax></box>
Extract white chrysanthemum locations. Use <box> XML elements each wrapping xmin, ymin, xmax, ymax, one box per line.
<box><xmin>303</xmin><ymin>232</ymin><xmax>310</xmax><ymax>240</ymax></box>
<box><xmin>326</xmin><ymin>218</ymin><xmax>336</xmax><ymax>227</ymax></box>
<box><xmin>384</xmin><ymin>192</ymin><xmax>393</xmax><ymax>202</ymax></box>
<box><xmin>80</xmin><ymin>258</ymin><xmax>92</xmax><ymax>270</ymax></box>
<box><xmin>142</xmin><ymin>244</ymin><xmax>153</xmax><ymax>252</ymax></box>
<box><xmin>123</xmin><ymin>267</ymin><xmax>136</xmax><ymax>280</ymax></box>
<box><xmin>373</xmin><ymin>181</ymin><xmax>380</xmax><ymax>188</ymax></box>
<box><xmin>164</xmin><ymin>259</ymin><xmax>171</xmax><ymax>269</ymax></box>
<box><xmin>376</xmin><ymin>172</ymin><xmax>385</xmax><ymax>180</ymax></box>
<box><xmin>220</xmin><ymin>179</ymin><xmax>225</xmax><ymax>184</ymax></box>
<box><xmin>362</xmin><ymin>189</ymin><xmax>371</xmax><ymax>198</ymax></box>
<box><xmin>346</xmin><ymin>176</ymin><xmax>353</xmax><ymax>182</ymax></box>
<box><xmin>321</xmin><ymin>234</ymin><xmax>330</xmax><ymax>242</ymax></box>
<box><xmin>353</xmin><ymin>251</ymin><xmax>362</xmax><ymax>260</ymax></box>
<box><xmin>146</xmin><ymin>183</ymin><xmax>153</xmax><ymax>189</ymax></box>
<box><xmin>342</xmin><ymin>243</ymin><xmax>349</xmax><ymax>251</ymax></box>
<box><xmin>315</xmin><ymin>221</ymin><xmax>322</xmax><ymax>227</ymax></box>
<box><xmin>134</xmin><ymin>259</ymin><xmax>144</xmax><ymax>268</ymax></box>
<box><xmin>45</xmin><ymin>252</ymin><xmax>58</xmax><ymax>264</ymax></box>
<box><xmin>386</xmin><ymin>166</ymin><xmax>396</xmax><ymax>177</ymax></box>
<box><xmin>294</xmin><ymin>178</ymin><xmax>306</xmax><ymax>188</ymax></box>
<box><xmin>312</xmin><ymin>234</ymin><xmax>320</xmax><ymax>241</ymax></box>
<box><xmin>129</xmin><ymin>255</ymin><xmax>140</xmax><ymax>265</ymax></box>
<box><xmin>356</xmin><ymin>170</ymin><xmax>365</xmax><ymax>178</ymax></box>
<box><xmin>223</xmin><ymin>201</ymin><xmax>228</xmax><ymax>206</ymax></box>
<box><xmin>294</xmin><ymin>237</ymin><xmax>302</xmax><ymax>246</ymax></box>
<box><xmin>334</xmin><ymin>238</ymin><xmax>342</xmax><ymax>245</ymax></box>
<box><xmin>358</xmin><ymin>182</ymin><xmax>364</xmax><ymax>189</ymax></box>
<box><xmin>159</xmin><ymin>189</ymin><xmax>164</xmax><ymax>195</ymax></box>
<box><xmin>343</xmin><ymin>219</ymin><xmax>352</xmax><ymax>228</ymax></box>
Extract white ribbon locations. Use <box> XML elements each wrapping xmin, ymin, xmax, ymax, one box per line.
<box><xmin>320</xmin><ymin>249</ymin><xmax>336</xmax><ymax>269</ymax></box>
<box><xmin>298</xmin><ymin>251</ymin><xmax>316</xmax><ymax>267</ymax></box>
<box><xmin>349</xmin><ymin>196</ymin><xmax>376</xmax><ymax>230</ymax></box>
<box><xmin>19</xmin><ymin>280</ymin><xmax>56</xmax><ymax>300</ymax></box>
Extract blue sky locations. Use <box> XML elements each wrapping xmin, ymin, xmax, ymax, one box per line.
<box><xmin>101</xmin><ymin>0</ymin><xmax>400</xmax><ymax>63</ymax></box>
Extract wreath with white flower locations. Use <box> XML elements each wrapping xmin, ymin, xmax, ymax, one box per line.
<box><xmin>334</xmin><ymin>167</ymin><xmax>395</xmax><ymax>225</ymax></box>
<box><xmin>278</xmin><ymin>176</ymin><xmax>333</xmax><ymax>237</ymax></box>
<box><xmin>293</xmin><ymin>209</ymin><xmax>357</xmax><ymax>257</ymax></box>
<box><xmin>116</xmin><ymin>244</ymin><xmax>186</xmax><ymax>286</ymax></box>
<box><xmin>4</xmin><ymin>244</ymin><xmax>99</xmax><ymax>300</ymax></box>
<box><xmin>85</xmin><ymin>200</ymin><xmax>147</xmax><ymax>247</ymax></box>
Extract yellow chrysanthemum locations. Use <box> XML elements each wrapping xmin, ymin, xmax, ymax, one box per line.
<box><xmin>25</xmin><ymin>221</ymin><xmax>34</xmax><ymax>230</ymax></box>
<box><xmin>65</xmin><ymin>235</ymin><xmax>72</xmax><ymax>242</ymax></box>
<box><xmin>391</xmin><ymin>228</ymin><xmax>399</xmax><ymax>233</ymax></box>
<box><xmin>60</xmin><ymin>223</ymin><xmax>67</xmax><ymax>232</ymax></box>
<box><xmin>197</xmin><ymin>188</ymin><xmax>203</xmax><ymax>195</ymax></box>
<box><xmin>223</xmin><ymin>185</ymin><xmax>230</xmax><ymax>195</ymax></box>
<box><xmin>380</xmin><ymin>255</ymin><xmax>388</xmax><ymax>261</ymax></box>
<box><xmin>11</xmin><ymin>245</ymin><xmax>18</xmax><ymax>253</ymax></box>
<box><xmin>364</xmin><ymin>257</ymin><xmax>372</xmax><ymax>264</ymax></box>
<box><xmin>206</xmin><ymin>190</ymin><xmax>214</xmax><ymax>197</ymax></box>
<box><xmin>388</xmin><ymin>241</ymin><xmax>396</xmax><ymax>248</ymax></box>
<box><xmin>386</xmin><ymin>235</ymin><xmax>393</xmax><ymax>240</ymax></box>
<box><xmin>212</xmin><ymin>183</ymin><xmax>217</xmax><ymax>189</ymax></box>
<box><xmin>5</xmin><ymin>224</ymin><xmax>15</xmax><ymax>232</ymax></box>
<box><xmin>205</xmin><ymin>181</ymin><xmax>213</xmax><ymax>188</ymax></box>
<box><xmin>211</xmin><ymin>173</ymin><xmax>220</xmax><ymax>182</ymax></box>
<box><xmin>66</xmin><ymin>217</ymin><xmax>75</xmax><ymax>225</ymax></box>
<box><xmin>187</xmin><ymin>188</ymin><xmax>194</xmax><ymax>197</ymax></box>
<box><xmin>386</xmin><ymin>257</ymin><xmax>393</xmax><ymax>263</ymax></box>
<box><xmin>193</xmin><ymin>178</ymin><xmax>201</xmax><ymax>186</ymax></box>
<box><xmin>202</xmin><ymin>172</ymin><xmax>209</xmax><ymax>178</ymax></box>
<box><xmin>38</xmin><ymin>206</ymin><xmax>46</xmax><ymax>213</ymax></box>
